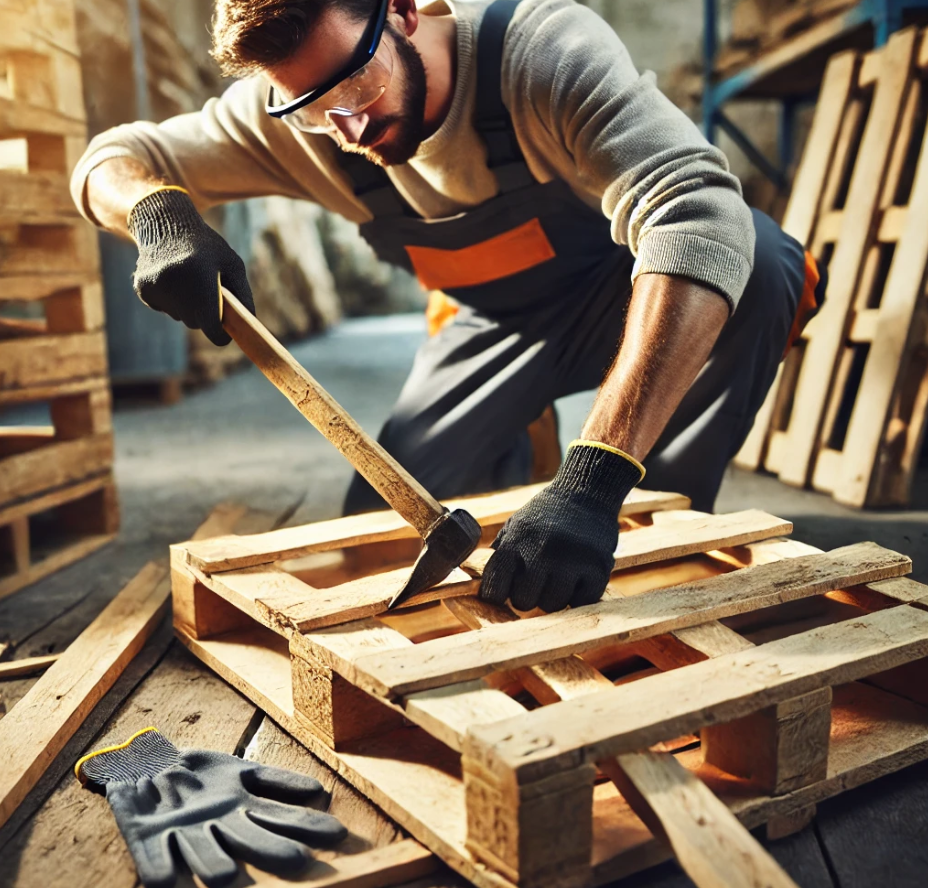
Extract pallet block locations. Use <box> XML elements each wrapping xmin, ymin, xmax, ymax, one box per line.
<box><xmin>736</xmin><ymin>27</ymin><xmax>928</xmax><ymax>508</ymax></box>
<box><xmin>171</xmin><ymin>483</ymin><xmax>928</xmax><ymax>888</ymax></box>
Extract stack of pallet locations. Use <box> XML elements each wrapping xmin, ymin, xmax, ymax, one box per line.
<box><xmin>171</xmin><ymin>482</ymin><xmax>928</xmax><ymax>888</ymax></box>
<box><xmin>0</xmin><ymin>0</ymin><xmax>118</xmax><ymax>600</ymax></box>
<box><xmin>717</xmin><ymin>0</ymin><xmax>859</xmax><ymax>75</ymax></box>
<box><xmin>737</xmin><ymin>27</ymin><xmax>928</xmax><ymax>508</ymax></box>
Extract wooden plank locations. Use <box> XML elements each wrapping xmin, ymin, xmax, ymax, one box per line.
<box><xmin>0</xmin><ymin>528</ymin><xmax>113</xmax><ymax>603</ymax></box>
<box><xmin>330</xmin><ymin>543</ymin><xmax>910</xmax><ymax>698</ymax></box>
<box><xmin>781</xmin><ymin>49</ymin><xmax>857</xmax><ymax>247</ymax></box>
<box><xmin>298</xmin><ymin>613</ymin><xmax>526</xmax><ymax>752</ymax></box>
<box><xmin>242</xmin><ymin>840</ymin><xmax>438</xmax><ymax>888</ymax></box>
<box><xmin>239</xmin><ymin>717</ymin><xmax>440</xmax><ymax>888</ymax></box>
<box><xmin>0</xmin><ymin>274</ymin><xmax>98</xmax><ymax>304</ymax></box>
<box><xmin>0</xmin><ymin>654</ymin><xmax>59</xmax><ymax>680</ymax></box>
<box><xmin>443</xmin><ymin>596</ymin><xmax>614</xmax><ymax>704</ymax></box>
<box><xmin>203</xmin><ymin>562</ymin><xmax>475</xmax><ymax>636</ymax></box>
<box><xmin>0</xmin><ymin>170</ymin><xmax>76</xmax><ymax>220</ymax></box>
<box><xmin>0</xmin><ymin>560</ymin><xmax>170</xmax><ymax>828</ymax></box>
<box><xmin>0</xmin><ymin>95</ymin><xmax>85</xmax><ymax>136</ymax></box>
<box><xmin>833</xmin><ymin>72</ymin><xmax>928</xmax><ymax>506</ymax></box>
<box><xmin>609</xmin><ymin>752</ymin><xmax>800</xmax><ymax>888</ymax></box>
<box><xmin>848</xmin><ymin>308</ymin><xmax>880</xmax><ymax>342</ymax></box>
<box><xmin>0</xmin><ymin>377</ymin><xmax>102</xmax><ymax>408</ymax></box>
<box><xmin>0</xmin><ymin>433</ymin><xmax>113</xmax><ymax>506</ymax></box>
<box><xmin>182</xmin><ymin>485</ymin><xmax>691</xmax><ymax>573</ymax></box>
<box><xmin>0</xmin><ymin>426</ymin><xmax>55</xmax><ymax>460</ymax></box>
<box><xmin>777</xmin><ymin>29</ymin><xmax>918</xmax><ymax>487</ymax></box>
<box><xmin>467</xmin><ymin>603</ymin><xmax>928</xmax><ymax>783</ymax></box>
<box><xmin>0</xmin><ymin>331</ymin><xmax>108</xmax><ymax>392</ymax></box>
<box><xmin>404</xmin><ymin>681</ymin><xmax>527</xmax><ymax>752</ymax></box>
<box><xmin>200</xmin><ymin>509</ymin><xmax>791</xmax><ymax>636</ymax></box>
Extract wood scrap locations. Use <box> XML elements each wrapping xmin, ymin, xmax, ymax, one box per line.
<box><xmin>0</xmin><ymin>655</ymin><xmax>60</xmax><ymax>680</ymax></box>
<box><xmin>0</xmin><ymin>502</ymin><xmax>263</xmax><ymax>832</ymax></box>
<box><xmin>0</xmin><ymin>560</ymin><xmax>170</xmax><ymax>828</ymax></box>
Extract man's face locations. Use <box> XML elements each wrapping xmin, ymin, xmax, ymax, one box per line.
<box><xmin>265</xmin><ymin>8</ymin><xmax>428</xmax><ymax>166</ymax></box>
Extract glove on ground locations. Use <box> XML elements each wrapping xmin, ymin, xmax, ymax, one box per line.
<box><xmin>129</xmin><ymin>188</ymin><xmax>254</xmax><ymax>346</ymax></box>
<box><xmin>76</xmin><ymin>728</ymin><xmax>346</xmax><ymax>888</ymax></box>
<box><xmin>480</xmin><ymin>441</ymin><xmax>644</xmax><ymax>612</ymax></box>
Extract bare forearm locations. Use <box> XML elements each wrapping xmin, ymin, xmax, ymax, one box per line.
<box><xmin>85</xmin><ymin>157</ymin><xmax>169</xmax><ymax>237</ymax></box>
<box><xmin>581</xmin><ymin>273</ymin><xmax>730</xmax><ymax>460</ymax></box>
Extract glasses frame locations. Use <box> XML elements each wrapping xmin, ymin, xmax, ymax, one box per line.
<box><xmin>265</xmin><ymin>0</ymin><xmax>391</xmax><ymax>120</ymax></box>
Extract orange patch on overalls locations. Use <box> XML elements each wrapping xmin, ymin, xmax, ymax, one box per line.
<box><xmin>405</xmin><ymin>217</ymin><xmax>556</xmax><ymax>291</ymax></box>
<box><xmin>783</xmin><ymin>250</ymin><xmax>823</xmax><ymax>359</ymax></box>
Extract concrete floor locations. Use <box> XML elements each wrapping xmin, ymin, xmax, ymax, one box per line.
<box><xmin>2</xmin><ymin>313</ymin><xmax>928</xmax><ymax>886</ymax></box>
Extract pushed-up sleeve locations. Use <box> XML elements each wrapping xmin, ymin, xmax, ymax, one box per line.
<box><xmin>504</xmin><ymin>0</ymin><xmax>755</xmax><ymax>310</ymax></box>
<box><xmin>70</xmin><ymin>78</ymin><xmax>337</xmax><ymax>224</ymax></box>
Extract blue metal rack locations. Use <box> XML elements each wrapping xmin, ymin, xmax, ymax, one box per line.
<box><xmin>703</xmin><ymin>0</ymin><xmax>928</xmax><ymax>186</ymax></box>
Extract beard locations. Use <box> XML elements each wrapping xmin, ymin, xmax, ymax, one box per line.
<box><xmin>346</xmin><ymin>25</ymin><xmax>428</xmax><ymax>166</ymax></box>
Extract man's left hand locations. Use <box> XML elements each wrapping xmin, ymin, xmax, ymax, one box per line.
<box><xmin>479</xmin><ymin>441</ymin><xmax>644</xmax><ymax>612</ymax></box>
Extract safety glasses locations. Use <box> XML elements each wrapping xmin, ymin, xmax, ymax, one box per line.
<box><xmin>265</xmin><ymin>0</ymin><xmax>392</xmax><ymax>133</ymax></box>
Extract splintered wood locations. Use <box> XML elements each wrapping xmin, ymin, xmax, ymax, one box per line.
<box><xmin>172</xmin><ymin>482</ymin><xmax>928</xmax><ymax>888</ymax></box>
<box><xmin>0</xmin><ymin>0</ymin><xmax>117</xmax><ymax>598</ymax></box>
<box><xmin>736</xmin><ymin>27</ymin><xmax>928</xmax><ymax>508</ymax></box>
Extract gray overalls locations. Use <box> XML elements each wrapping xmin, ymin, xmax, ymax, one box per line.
<box><xmin>343</xmin><ymin>0</ymin><xmax>806</xmax><ymax>513</ymax></box>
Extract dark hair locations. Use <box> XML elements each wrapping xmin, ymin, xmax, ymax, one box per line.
<box><xmin>211</xmin><ymin>0</ymin><xmax>376</xmax><ymax>77</ymax></box>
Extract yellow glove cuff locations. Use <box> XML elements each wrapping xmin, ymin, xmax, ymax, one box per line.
<box><xmin>74</xmin><ymin>726</ymin><xmax>159</xmax><ymax>785</ymax></box>
<box><xmin>566</xmin><ymin>439</ymin><xmax>646</xmax><ymax>482</ymax></box>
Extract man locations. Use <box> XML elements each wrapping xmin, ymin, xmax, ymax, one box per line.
<box><xmin>72</xmin><ymin>0</ymin><xmax>821</xmax><ymax>614</ymax></box>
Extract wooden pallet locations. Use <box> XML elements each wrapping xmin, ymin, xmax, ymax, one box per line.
<box><xmin>171</xmin><ymin>483</ymin><xmax>928</xmax><ymax>888</ymax></box>
<box><xmin>0</xmin><ymin>0</ymin><xmax>117</xmax><ymax>593</ymax></box>
<box><xmin>736</xmin><ymin>27</ymin><xmax>928</xmax><ymax>507</ymax></box>
<box><xmin>0</xmin><ymin>472</ymin><xmax>117</xmax><ymax>600</ymax></box>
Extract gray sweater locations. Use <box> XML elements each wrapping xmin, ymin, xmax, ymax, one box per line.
<box><xmin>71</xmin><ymin>0</ymin><xmax>755</xmax><ymax>308</ymax></box>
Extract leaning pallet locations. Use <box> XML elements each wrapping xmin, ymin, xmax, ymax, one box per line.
<box><xmin>0</xmin><ymin>0</ymin><xmax>118</xmax><ymax>598</ymax></box>
<box><xmin>736</xmin><ymin>26</ymin><xmax>928</xmax><ymax>508</ymax></box>
<box><xmin>171</xmin><ymin>482</ymin><xmax>928</xmax><ymax>888</ymax></box>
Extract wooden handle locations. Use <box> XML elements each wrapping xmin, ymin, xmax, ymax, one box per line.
<box><xmin>220</xmin><ymin>286</ymin><xmax>446</xmax><ymax>537</ymax></box>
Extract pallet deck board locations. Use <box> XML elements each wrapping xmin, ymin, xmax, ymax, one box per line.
<box><xmin>468</xmin><ymin>604</ymin><xmax>928</xmax><ymax>783</ymax></box>
<box><xmin>334</xmin><ymin>542</ymin><xmax>910</xmax><ymax>699</ymax></box>
<box><xmin>182</xmin><ymin>486</ymin><xmax>691</xmax><ymax>574</ymax></box>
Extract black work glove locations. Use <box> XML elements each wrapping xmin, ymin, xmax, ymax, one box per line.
<box><xmin>480</xmin><ymin>441</ymin><xmax>644</xmax><ymax>612</ymax></box>
<box><xmin>128</xmin><ymin>187</ymin><xmax>254</xmax><ymax>346</ymax></box>
<box><xmin>76</xmin><ymin>728</ymin><xmax>346</xmax><ymax>888</ymax></box>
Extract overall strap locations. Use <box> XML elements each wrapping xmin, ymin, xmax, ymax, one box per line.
<box><xmin>475</xmin><ymin>0</ymin><xmax>533</xmax><ymax>192</ymax></box>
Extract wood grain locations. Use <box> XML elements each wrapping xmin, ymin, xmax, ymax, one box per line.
<box><xmin>195</xmin><ymin>509</ymin><xmax>791</xmax><ymax>637</ymax></box>
<box><xmin>182</xmin><ymin>484</ymin><xmax>690</xmax><ymax>573</ymax></box>
<box><xmin>0</xmin><ymin>561</ymin><xmax>170</xmax><ymax>828</ymax></box>
<box><xmin>610</xmin><ymin>752</ymin><xmax>800</xmax><ymax>888</ymax></box>
<box><xmin>777</xmin><ymin>29</ymin><xmax>918</xmax><ymax>487</ymax></box>
<box><xmin>335</xmin><ymin>543</ymin><xmax>911</xmax><ymax>698</ymax></box>
<box><xmin>468</xmin><ymin>603</ymin><xmax>928</xmax><ymax>783</ymax></box>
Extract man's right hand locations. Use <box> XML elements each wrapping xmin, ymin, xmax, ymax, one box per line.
<box><xmin>127</xmin><ymin>187</ymin><xmax>254</xmax><ymax>346</ymax></box>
